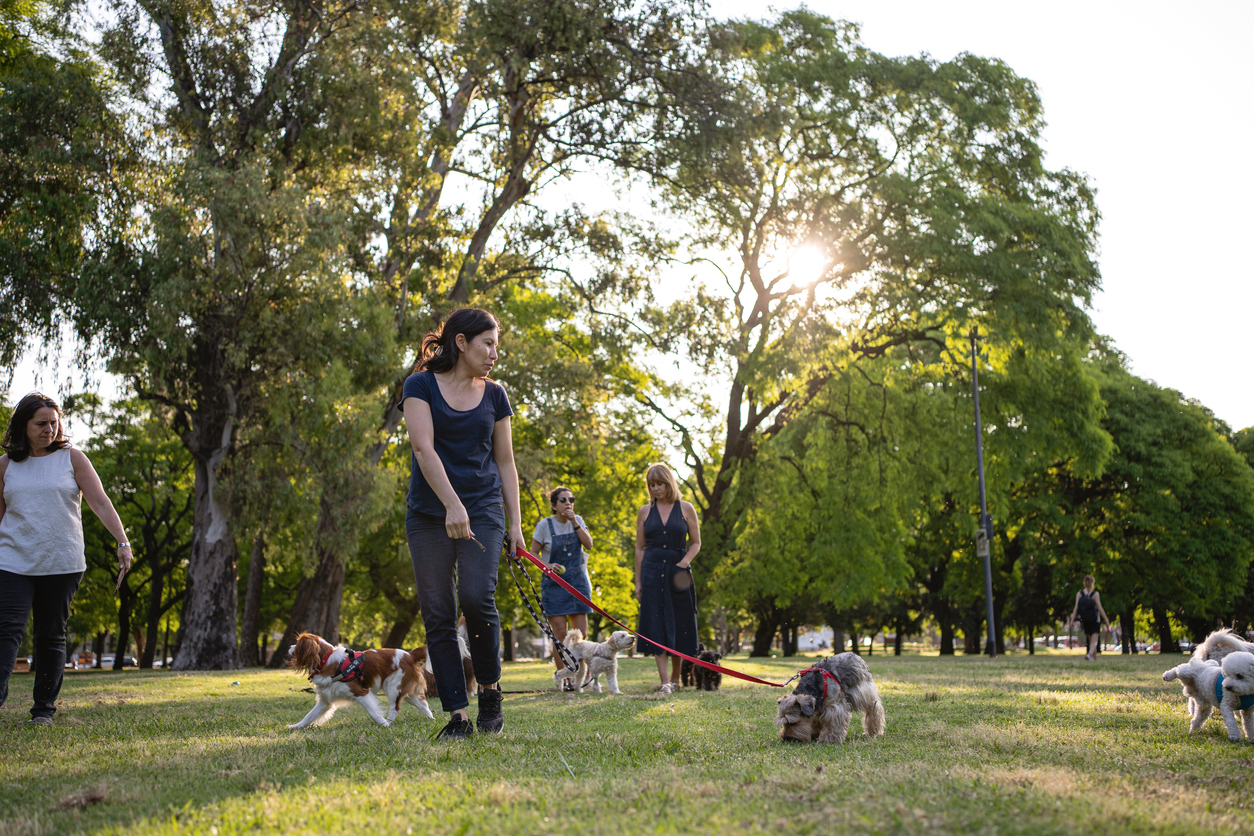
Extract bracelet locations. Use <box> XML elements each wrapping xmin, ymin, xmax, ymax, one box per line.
<box><xmin>117</xmin><ymin>542</ymin><xmax>130</xmax><ymax>549</ymax></box>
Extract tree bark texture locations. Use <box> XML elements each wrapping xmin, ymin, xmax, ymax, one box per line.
<box><xmin>173</xmin><ymin>434</ymin><xmax>242</xmax><ymax>670</ymax></box>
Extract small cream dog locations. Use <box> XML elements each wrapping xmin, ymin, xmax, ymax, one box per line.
<box><xmin>1162</xmin><ymin>650</ymin><xmax>1254</xmax><ymax>741</ymax></box>
<box><xmin>552</xmin><ymin>629</ymin><xmax>634</xmax><ymax>694</ymax></box>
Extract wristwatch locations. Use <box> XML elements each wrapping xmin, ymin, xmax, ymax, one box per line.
<box><xmin>118</xmin><ymin>541</ymin><xmax>131</xmax><ymax>549</ymax></box>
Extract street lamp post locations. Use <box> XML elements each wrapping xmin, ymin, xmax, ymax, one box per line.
<box><xmin>971</xmin><ymin>327</ymin><xmax>998</xmax><ymax>658</ymax></box>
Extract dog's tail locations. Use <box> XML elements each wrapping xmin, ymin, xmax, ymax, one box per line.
<box><xmin>1200</xmin><ymin>630</ymin><xmax>1254</xmax><ymax>661</ymax></box>
<box><xmin>565</xmin><ymin>628</ymin><xmax>584</xmax><ymax>645</ymax></box>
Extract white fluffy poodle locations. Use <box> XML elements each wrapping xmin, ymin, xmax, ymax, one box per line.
<box><xmin>1163</xmin><ymin>650</ymin><xmax>1254</xmax><ymax>741</ymax></box>
<box><xmin>561</xmin><ymin>629</ymin><xmax>634</xmax><ymax>694</ymax></box>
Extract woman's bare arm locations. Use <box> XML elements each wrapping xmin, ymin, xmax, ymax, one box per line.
<box><xmin>403</xmin><ymin>397</ymin><xmax>469</xmax><ymax>539</ymax></box>
<box><xmin>677</xmin><ymin>501</ymin><xmax>701</xmax><ymax>569</ymax></box>
<box><xmin>635</xmin><ymin>506</ymin><xmax>647</xmax><ymax>598</ymax></box>
<box><xmin>1093</xmin><ymin>592</ymin><xmax>1111</xmax><ymax>627</ymax></box>
<box><xmin>492</xmin><ymin>415</ymin><xmax>525</xmax><ymax>558</ymax></box>
<box><xmin>70</xmin><ymin>449</ymin><xmax>132</xmax><ymax>586</ymax></box>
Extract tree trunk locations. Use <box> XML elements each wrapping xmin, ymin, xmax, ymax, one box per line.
<box><xmin>1122</xmin><ymin>607</ymin><xmax>1136</xmax><ymax>654</ymax></box>
<box><xmin>1027</xmin><ymin>624</ymin><xmax>1034</xmax><ymax>655</ymax></box>
<box><xmin>502</xmin><ymin>626</ymin><xmax>514</xmax><ymax>662</ymax></box>
<box><xmin>174</xmin><ymin>420</ymin><xmax>242</xmax><ymax>670</ymax></box>
<box><xmin>92</xmin><ymin>632</ymin><xmax>107</xmax><ymax>668</ymax></box>
<box><xmin>384</xmin><ymin>618</ymin><xmax>415</xmax><ymax>650</ymax></box>
<box><xmin>161</xmin><ymin>616</ymin><xmax>171</xmax><ymax>668</ymax></box>
<box><xmin>850</xmin><ymin>631</ymin><xmax>861</xmax><ymax>655</ymax></box>
<box><xmin>831</xmin><ymin>629</ymin><xmax>846</xmax><ymax>654</ymax></box>
<box><xmin>269</xmin><ymin>540</ymin><xmax>346</xmax><ymax>667</ymax></box>
<box><xmin>140</xmin><ymin>549</ymin><xmax>165</xmax><ymax>669</ymax></box>
<box><xmin>937</xmin><ymin>619</ymin><xmax>953</xmax><ymax>656</ymax></box>
<box><xmin>781</xmin><ymin>623</ymin><xmax>798</xmax><ymax>657</ymax></box>
<box><xmin>1153</xmin><ymin>606</ymin><xmax>1178</xmax><ymax>653</ymax></box>
<box><xmin>894</xmin><ymin>629</ymin><xmax>903</xmax><ymax>656</ymax></box>
<box><xmin>269</xmin><ymin>497</ymin><xmax>346</xmax><ymax>668</ymax></box>
<box><xmin>240</xmin><ymin>529</ymin><xmax>266</xmax><ymax>667</ymax></box>
<box><xmin>750</xmin><ymin>618</ymin><xmax>776</xmax><ymax>657</ymax></box>
<box><xmin>114</xmin><ymin>582</ymin><xmax>133</xmax><ymax>670</ymax></box>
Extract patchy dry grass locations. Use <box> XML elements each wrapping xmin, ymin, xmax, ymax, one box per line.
<box><xmin>0</xmin><ymin>651</ymin><xmax>1250</xmax><ymax>834</ymax></box>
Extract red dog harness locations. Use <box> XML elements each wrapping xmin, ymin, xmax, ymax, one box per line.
<box><xmin>796</xmin><ymin>667</ymin><xmax>842</xmax><ymax>700</ymax></box>
<box><xmin>311</xmin><ymin>648</ymin><xmax>367</xmax><ymax>685</ymax></box>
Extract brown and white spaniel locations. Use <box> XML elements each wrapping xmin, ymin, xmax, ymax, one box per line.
<box><xmin>287</xmin><ymin>632</ymin><xmax>434</xmax><ymax>729</ymax></box>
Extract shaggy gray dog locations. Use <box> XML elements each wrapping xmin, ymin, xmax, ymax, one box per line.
<box><xmin>775</xmin><ymin>652</ymin><xmax>885</xmax><ymax>744</ymax></box>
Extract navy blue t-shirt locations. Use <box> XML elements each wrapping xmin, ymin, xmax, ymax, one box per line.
<box><xmin>401</xmin><ymin>370</ymin><xmax>514</xmax><ymax>516</ymax></box>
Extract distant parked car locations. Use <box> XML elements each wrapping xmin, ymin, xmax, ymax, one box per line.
<box><xmin>100</xmin><ymin>654</ymin><xmax>139</xmax><ymax>668</ymax></box>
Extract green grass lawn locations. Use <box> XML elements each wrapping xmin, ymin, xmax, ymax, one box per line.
<box><xmin>1</xmin><ymin>651</ymin><xmax>1249</xmax><ymax>835</ymax></box>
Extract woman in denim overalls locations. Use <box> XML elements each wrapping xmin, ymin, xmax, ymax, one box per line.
<box><xmin>529</xmin><ymin>487</ymin><xmax>593</xmax><ymax>684</ymax></box>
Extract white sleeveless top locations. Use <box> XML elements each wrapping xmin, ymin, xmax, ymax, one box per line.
<box><xmin>0</xmin><ymin>447</ymin><xmax>87</xmax><ymax>575</ymax></box>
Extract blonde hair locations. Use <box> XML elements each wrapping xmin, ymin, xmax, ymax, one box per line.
<box><xmin>1083</xmin><ymin>574</ymin><xmax>1095</xmax><ymax>591</ymax></box>
<box><xmin>645</xmin><ymin>463</ymin><xmax>681</xmax><ymax>504</ymax></box>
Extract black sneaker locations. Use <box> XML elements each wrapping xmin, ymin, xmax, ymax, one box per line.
<box><xmin>434</xmin><ymin>716</ymin><xmax>473</xmax><ymax>741</ymax></box>
<box><xmin>477</xmin><ymin>688</ymin><xmax>504</xmax><ymax>734</ymax></box>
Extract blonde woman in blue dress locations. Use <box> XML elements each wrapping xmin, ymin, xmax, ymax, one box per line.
<box><xmin>634</xmin><ymin>463</ymin><xmax>701</xmax><ymax>693</ymax></box>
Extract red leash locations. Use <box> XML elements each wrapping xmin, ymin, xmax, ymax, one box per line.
<box><xmin>514</xmin><ymin>547</ymin><xmax>786</xmax><ymax>688</ymax></box>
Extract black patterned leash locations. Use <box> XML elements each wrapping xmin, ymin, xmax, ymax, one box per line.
<box><xmin>509</xmin><ymin>556</ymin><xmax>578</xmax><ymax>672</ymax></box>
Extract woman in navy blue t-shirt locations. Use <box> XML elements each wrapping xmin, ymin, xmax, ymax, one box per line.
<box><xmin>401</xmin><ymin>307</ymin><xmax>524</xmax><ymax>740</ymax></box>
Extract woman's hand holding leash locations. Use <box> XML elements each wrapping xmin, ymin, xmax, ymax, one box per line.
<box><xmin>507</xmin><ymin>527</ymin><xmax>525</xmax><ymax>561</ymax></box>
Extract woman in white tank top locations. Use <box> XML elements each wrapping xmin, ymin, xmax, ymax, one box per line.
<box><xmin>0</xmin><ymin>393</ymin><xmax>132</xmax><ymax>726</ymax></box>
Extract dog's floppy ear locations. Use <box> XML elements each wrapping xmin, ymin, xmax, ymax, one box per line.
<box><xmin>776</xmin><ymin>694</ymin><xmax>816</xmax><ymax>725</ymax></box>
<box><xmin>797</xmin><ymin>694</ymin><xmax>817</xmax><ymax>717</ymax></box>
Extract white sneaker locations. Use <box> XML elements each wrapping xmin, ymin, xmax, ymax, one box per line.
<box><xmin>659</xmin><ymin>683</ymin><xmax>673</xmax><ymax>694</ymax></box>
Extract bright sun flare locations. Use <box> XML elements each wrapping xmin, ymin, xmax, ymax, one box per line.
<box><xmin>787</xmin><ymin>246</ymin><xmax>827</xmax><ymax>288</ymax></box>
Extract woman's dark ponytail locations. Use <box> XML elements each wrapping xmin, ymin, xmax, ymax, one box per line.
<box><xmin>414</xmin><ymin>308</ymin><xmax>501</xmax><ymax>374</ymax></box>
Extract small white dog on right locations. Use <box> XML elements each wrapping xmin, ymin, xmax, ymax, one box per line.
<box><xmin>560</xmin><ymin>629</ymin><xmax>634</xmax><ymax>694</ymax></box>
<box><xmin>1163</xmin><ymin>649</ymin><xmax>1254</xmax><ymax>741</ymax></box>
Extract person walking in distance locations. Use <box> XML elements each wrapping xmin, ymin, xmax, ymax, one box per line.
<box><xmin>0</xmin><ymin>393</ymin><xmax>132</xmax><ymax>726</ymax></box>
<box><xmin>402</xmin><ymin>309</ymin><xmax>525</xmax><ymax>740</ymax></box>
<box><xmin>1068</xmin><ymin>574</ymin><xmax>1111</xmax><ymax>660</ymax></box>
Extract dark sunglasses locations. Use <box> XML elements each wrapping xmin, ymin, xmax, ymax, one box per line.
<box><xmin>555</xmin><ymin>495</ymin><xmax>576</xmax><ymax>504</ymax></box>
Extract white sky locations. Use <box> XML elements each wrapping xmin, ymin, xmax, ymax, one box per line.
<box><xmin>714</xmin><ymin>0</ymin><xmax>1254</xmax><ymax>429</ymax></box>
<box><xmin>10</xmin><ymin>0</ymin><xmax>1253</xmax><ymax>436</ymax></box>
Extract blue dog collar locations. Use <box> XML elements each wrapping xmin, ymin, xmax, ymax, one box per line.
<box><xmin>1214</xmin><ymin>673</ymin><xmax>1254</xmax><ymax>710</ymax></box>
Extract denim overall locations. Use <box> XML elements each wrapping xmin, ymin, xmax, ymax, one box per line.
<box><xmin>539</xmin><ymin>517</ymin><xmax>593</xmax><ymax>616</ymax></box>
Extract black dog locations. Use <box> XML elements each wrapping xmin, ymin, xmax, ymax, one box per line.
<box><xmin>693</xmin><ymin>647</ymin><xmax>723</xmax><ymax>691</ymax></box>
<box><xmin>680</xmin><ymin>643</ymin><xmax>705</xmax><ymax>688</ymax></box>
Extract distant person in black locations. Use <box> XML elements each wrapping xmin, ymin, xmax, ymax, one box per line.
<box><xmin>1067</xmin><ymin>574</ymin><xmax>1111</xmax><ymax>660</ymax></box>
